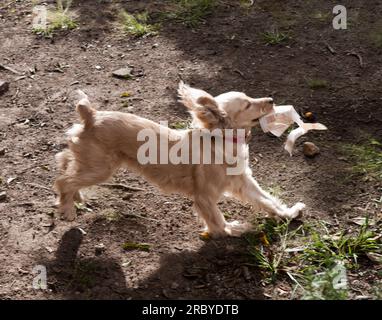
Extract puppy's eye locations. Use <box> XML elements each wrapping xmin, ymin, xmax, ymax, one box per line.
<box><xmin>245</xmin><ymin>103</ymin><xmax>251</xmax><ymax>110</ymax></box>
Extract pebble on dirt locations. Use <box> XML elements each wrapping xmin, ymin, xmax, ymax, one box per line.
<box><xmin>0</xmin><ymin>191</ymin><xmax>7</xmax><ymax>202</ymax></box>
<box><xmin>112</xmin><ymin>67</ymin><xmax>133</xmax><ymax>79</ymax></box>
<box><xmin>303</xmin><ymin>142</ymin><xmax>320</xmax><ymax>157</ymax></box>
<box><xmin>0</xmin><ymin>80</ymin><xmax>9</xmax><ymax>95</ymax></box>
<box><xmin>95</xmin><ymin>243</ymin><xmax>106</xmax><ymax>255</ymax></box>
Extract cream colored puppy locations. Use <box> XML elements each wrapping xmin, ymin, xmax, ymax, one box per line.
<box><xmin>54</xmin><ymin>82</ymin><xmax>305</xmax><ymax>237</ymax></box>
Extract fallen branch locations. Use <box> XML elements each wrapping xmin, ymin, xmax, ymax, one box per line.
<box><xmin>346</xmin><ymin>51</ymin><xmax>364</xmax><ymax>68</ymax></box>
<box><xmin>0</xmin><ymin>64</ymin><xmax>22</xmax><ymax>75</ymax></box>
<box><xmin>100</xmin><ymin>183</ymin><xmax>145</xmax><ymax>192</ymax></box>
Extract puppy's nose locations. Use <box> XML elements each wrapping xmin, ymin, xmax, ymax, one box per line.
<box><xmin>268</xmin><ymin>98</ymin><xmax>274</xmax><ymax>104</ymax></box>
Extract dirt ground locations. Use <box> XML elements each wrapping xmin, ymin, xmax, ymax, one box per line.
<box><xmin>0</xmin><ymin>0</ymin><xmax>381</xmax><ymax>300</ymax></box>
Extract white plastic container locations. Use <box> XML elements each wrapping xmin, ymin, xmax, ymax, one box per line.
<box><xmin>259</xmin><ymin>105</ymin><xmax>327</xmax><ymax>155</ymax></box>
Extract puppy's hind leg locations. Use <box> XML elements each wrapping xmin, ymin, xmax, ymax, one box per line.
<box><xmin>55</xmin><ymin>150</ymin><xmax>83</xmax><ymax>206</ymax></box>
<box><xmin>193</xmin><ymin>196</ymin><xmax>227</xmax><ymax>238</ymax></box>
<box><xmin>54</xmin><ymin>175</ymin><xmax>79</xmax><ymax>221</ymax></box>
<box><xmin>54</xmin><ymin>150</ymin><xmax>117</xmax><ymax>221</ymax></box>
<box><xmin>193</xmin><ymin>196</ymin><xmax>250</xmax><ymax>238</ymax></box>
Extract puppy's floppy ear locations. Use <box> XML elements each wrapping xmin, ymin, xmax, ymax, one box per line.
<box><xmin>178</xmin><ymin>81</ymin><xmax>228</xmax><ymax>129</ymax></box>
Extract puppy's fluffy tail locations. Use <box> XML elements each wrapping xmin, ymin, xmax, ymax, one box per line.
<box><xmin>76</xmin><ymin>90</ymin><xmax>96</xmax><ymax>128</ymax></box>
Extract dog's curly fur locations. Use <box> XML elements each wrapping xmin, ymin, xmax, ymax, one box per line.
<box><xmin>54</xmin><ymin>82</ymin><xmax>305</xmax><ymax>237</ymax></box>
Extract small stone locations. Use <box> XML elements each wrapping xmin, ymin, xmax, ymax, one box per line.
<box><xmin>170</xmin><ymin>282</ymin><xmax>179</xmax><ymax>290</ymax></box>
<box><xmin>41</xmin><ymin>222</ymin><xmax>54</xmax><ymax>228</ymax></box>
<box><xmin>95</xmin><ymin>65</ymin><xmax>102</xmax><ymax>70</ymax></box>
<box><xmin>0</xmin><ymin>191</ymin><xmax>7</xmax><ymax>202</ymax></box>
<box><xmin>112</xmin><ymin>67</ymin><xmax>133</xmax><ymax>79</ymax></box>
<box><xmin>0</xmin><ymin>81</ymin><xmax>9</xmax><ymax>95</ymax></box>
<box><xmin>122</xmin><ymin>260</ymin><xmax>132</xmax><ymax>267</ymax></box>
<box><xmin>76</xmin><ymin>227</ymin><xmax>87</xmax><ymax>235</ymax></box>
<box><xmin>303</xmin><ymin>142</ymin><xmax>320</xmax><ymax>157</ymax></box>
<box><xmin>95</xmin><ymin>243</ymin><xmax>105</xmax><ymax>256</ymax></box>
<box><xmin>45</xmin><ymin>246</ymin><xmax>54</xmax><ymax>253</ymax></box>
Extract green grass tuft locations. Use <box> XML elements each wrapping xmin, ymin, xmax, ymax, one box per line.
<box><xmin>261</xmin><ymin>30</ymin><xmax>289</xmax><ymax>45</ymax></box>
<box><xmin>307</xmin><ymin>79</ymin><xmax>328</xmax><ymax>89</ymax></box>
<box><xmin>302</xmin><ymin>219</ymin><xmax>380</xmax><ymax>268</ymax></box>
<box><xmin>121</xmin><ymin>11</ymin><xmax>159</xmax><ymax>37</ymax></box>
<box><xmin>267</xmin><ymin>185</ymin><xmax>284</xmax><ymax>198</ymax></box>
<box><xmin>246</xmin><ymin>220</ymin><xmax>295</xmax><ymax>283</ymax></box>
<box><xmin>102</xmin><ymin>209</ymin><xmax>122</xmax><ymax>222</ymax></box>
<box><xmin>371</xmin><ymin>31</ymin><xmax>382</xmax><ymax>48</ymax></box>
<box><xmin>247</xmin><ymin>217</ymin><xmax>381</xmax><ymax>299</ymax></box>
<box><xmin>169</xmin><ymin>120</ymin><xmax>190</xmax><ymax>129</ymax></box>
<box><xmin>311</xmin><ymin>12</ymin><xmax>330</xmax><ymax>22</ymax></box>
<box><xmin>33</xmin><ymin>0</ymin><xmax>77</xmax><ymax>37</ymax></box>
<box><xmin>163</xmin><ymin>0</ymin><xmax>217</xmax><ymax>28</ymax></box>
<box><xmin>239</xmin><ymin>0</ymin><xmax>254</xmax><ymax>9</ymax></box>
<box><xmin>122</xmin><ymin>242</ymin><xmax>150</xmax><ymax>251</ymax></box>
<box><xmin>298</xmin><ymin>261</ymin><xmax>349</xmax><ymax>300</ymax></box>
<box><xmin>342</xmin><ymin>139</ymin><xmax>382</xmax><ymax>179</ymax></box>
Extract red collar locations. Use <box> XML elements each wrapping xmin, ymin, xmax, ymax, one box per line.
<box><xmin>225</xmin><ymin>136</ymin><xmax>244</xmax><ymax>144</ymax></box>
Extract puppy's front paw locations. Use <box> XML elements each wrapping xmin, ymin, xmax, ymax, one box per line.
<box><xmin>224</xmin><ymin>220</ymin><xmax>252</xmax><ymax>237</ymax></box>
<box><xmin>288</xmin><ymin>202</ymin><xmax>305</xmax><ymax>219</ymax></box>
<box><xmin>58</xmin><ymin>206</ymin><xmax>77</xmax><ymax>221</ymax></box>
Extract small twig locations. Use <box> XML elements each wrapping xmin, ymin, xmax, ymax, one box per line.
<box><xmin>100</xmin><ymin>183</ymin><xmax>145</xmax><ymax>192</ymax></box>
<box><xmin>25</xmin><ymin>183</ymin><xmax>54</xmax><ymax>193</ymax></box>
<box><xmin>325</xmin><ymin>42</ymin><xmax>336</xmax><ymax>55</ymax></box>
<box><xmin>0</xmin><ymin>64</ymin><xmax>22</xmax><ymax>75</ymax></box>
<box><xmin>127</xmin><ymin>97</ymin><xmax>153</xmax><ymax>105</ymax></box>
<box><xmin>13</xmin><ymin>87</ymin><xmax>20</xmax><ymax>99</ymax></box>
<box><xmin>346</xmin><ymin>51</ymin><xmax>364</xmax><ymax>68</ymax></box>
<box><xmin>15</xmin><ymin>76</ymin><xmax>26</xmax><ymax>81</ymax></box>
<box><xmin>234</xmin><ymin>69</ymin><xmax>246</xmax><ymax>79</ymax></box>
